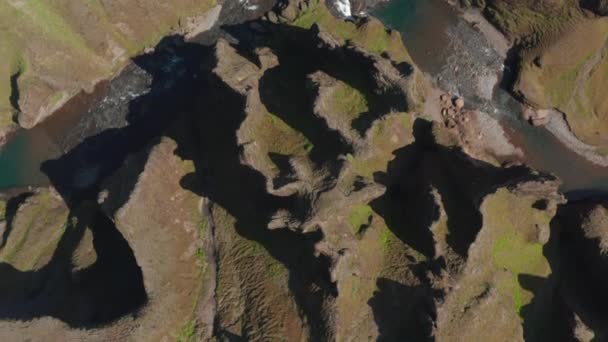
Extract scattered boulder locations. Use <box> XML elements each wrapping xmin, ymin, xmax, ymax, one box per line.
<box><xmin>522</xmin><ymin>106</ymin><xmax>551</xmax><ymax>126</ymax></box>
<box><xmin>454</xmin><ymin>97</ymin><xmax>465</xmax><ymax>109</ymax></box>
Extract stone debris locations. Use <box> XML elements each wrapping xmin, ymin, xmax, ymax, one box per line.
<box><xmin>522</xmin><ymin>105</ymin><xmax>551</xmax><ymax>126</ymax></box>
<box><xmin>439</xmin><ymin>93</ymin><xmax>470</xmax><ymax>130</ymax></box>
<box><xmin>454</xmin><ymin>97</ymin><xmax>465</xmax><ymax>109</ymax></box>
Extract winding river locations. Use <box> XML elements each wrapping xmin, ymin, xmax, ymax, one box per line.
<box><xmin>0</xmin><ymin>0</ymin><xmax>606</xmax><ymax>197</ymax></box>
<box><xmin>373</xmin><ymin>0</ymin><xmax>608</xmax><ymax>196</ymax></box>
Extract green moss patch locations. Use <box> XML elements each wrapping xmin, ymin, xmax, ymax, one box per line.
<box><xmin>492</xmin><ymin>233</ymin><xmax>545</xmax><ymax>313</ymax></box>
<box><xmin>332</xmin><ymin>82</ymin><xmax>369</xmax><ymax>120</ymax></box>
<box><xmin>346</xmin><ymin>113</ymin><xmax>414</xmax><ymax>180</ymax></box>
<box><xmin>348</xmin><ymin>204</ymin><xmax>373</xmax><ymax>234</ymax></box>
<box><xmin>0</xmin><ymin>200</ymin><xmax>6</xmax><ymax>221</ymax></box>
<box><xmin>482</xmin><ymin>189</ymin><xmax>552</xmax><ymax>315</ymax></box>
<box><xmin>291</xmin><ymin>0</ymin><xmax>412</xmax><ymax>62</ymax></box>
<box><xmin>516</xmin><ymin>18</ymin><xmax>608</xmax><ymax>148</ymax></box>
<box><xmin>262</xmin><ymin>112</ymin><xmax>313</xmax><ymax>156</ymax></box>
<box><xmin>176</xmin><ymin>320</ymin><xmax>196</xmax><ymax>342</ymax></box>
<box><xmin>484</xmin><ymin>1</ymin><xmax>581</xmax><ymax>41</ymax></box>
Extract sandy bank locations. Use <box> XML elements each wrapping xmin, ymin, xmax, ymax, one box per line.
<box><xmin>546</xmin><ymin>110</ymin><xmax>608</xmax><ymax>167</ymax></box>
<box><xmin>455</xmin><ymin>3</ymin><xmax>608</xmax><ymax>169</ymax></box>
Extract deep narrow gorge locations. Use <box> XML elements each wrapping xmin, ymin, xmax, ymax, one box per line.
<box><xmin>0</xmin><ymin>0</ymin><xmax>607</xmax><ymax>340</ymax></box>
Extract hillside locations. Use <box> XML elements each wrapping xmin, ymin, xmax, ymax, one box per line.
<box><xmin>0</xmin><ymin>0</ymin><xmax>607</xmax><ymax>340</ymax></box>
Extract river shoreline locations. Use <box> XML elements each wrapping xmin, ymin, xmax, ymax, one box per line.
<box><xmin>546</xmin><ymin>111</ymin><xmax>608</xmax><ymax>167</ymax></box>
<box><xmin>0</xmin><ymin>0</ymin><xmax>267</xmax><ymax>193</ymax></box>
<box><xmin>371</xmin><ymin>0</ymin><xmax>608</xmax><ymax>193</ymax></box>
<box><xmin>0</xmin><ymin>4</ymin><xmax>230</xmax><ymax>153</ymax></box>
<box><xmin>1</xmin><ymin>0</ymin><xmax>606</xmax><ymax>194</ymax></box>
<box><xmin>442</xmin><ymin>0</ymin><xmax>608</xmax><ymax>169</ymax></box>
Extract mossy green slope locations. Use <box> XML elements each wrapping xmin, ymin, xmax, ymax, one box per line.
<box><xmin>289</xmin><ymin>0</ymin><xmax>414</xmax><ymax>63</ymax></box>
<box><xmin>436</xmin><ymin>187</ymin><xmax>557</xmax><ymax>340</ymax></box>
<box><xmin>0</xmin><ymin>0</ymin><xmax>217</xmax><ymax>133</ymax></box>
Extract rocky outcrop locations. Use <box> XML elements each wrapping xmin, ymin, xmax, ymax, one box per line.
<box><xmin>0</xmin><ymin>0</ymin><xmax>224</xmax><ymax>139</ymax></box>
<box><xmin>534</xmin><ymin>198</ymin><xmax>608</xmax><ymax>340</ymax></box>
<box><xmin>1</xmin><ymin>0</ymin><xmax>605</xmax><ymax>340</ymax></box>
<box><xmin>582</xmin><ymin>0</ymin><xmax>608</xmax><ymax>15</ymax></box>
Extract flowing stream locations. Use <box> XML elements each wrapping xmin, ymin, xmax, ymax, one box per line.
<box><xmin>0</xmin><ymin>64</ymin><xmax>151</xmax><ymax>191</ymax></box>
<box><xmin>372</xmin><ymin>0</ymin><xmax>608</xmax><ymax>196</ymax></box>
<box><xmin>0</xmin><ymin>0</ymin><xmax>606</xmax><ymax>197</ymax></box>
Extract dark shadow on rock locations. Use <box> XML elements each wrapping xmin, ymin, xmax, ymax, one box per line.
<box><xmin>0</xmin><ymin>18</ymin><xmax>417</xmax><ymax>335</ymax></box>
<box><xmin>0</xmin><ymin>35</ymin><xmax>213</xmax><ymax>328</ymax></box>
<box><xmin>226</xmin><ymin>21</ymin><xmax>413</xmax><ymax>143</ymax></box>
<box><xmin>519</xmin><ymin>273</ymin><xmax>576</xmax><ymax>342</ymax></box>
<box><xmin>368</xmin><ymin>278</ymin><xmax>436</xmax><ymax>342</ymax></box>
<box><xmin>0</xmin><ymin>202</ymin><xmax>146</xmax><ymax>328</ymax></box>
<box><xmin>256</xmin><ymin>32</ymin><xmax>353</xmax><ymax>177</ymax></box>
<box><xmin>520</xmin><ymin>198</ymin><xmax>608</xmax><ymax>341</ymax></box>
<box><xmin>353</xmin><ymin>176</ymin><xmax>368</xmax><ymax>192</ymax></box>
<box><xmin>543</xmin><ymin>201</ymin><xmax>608</xmax><ymax>341</ymax></box>
<box><xmin>40</xmin><ymin>35</ymin><xmax>211</xmax><ymax>208</ymax></box>
<box><xmin>216</xmin><ymin>329</ymin><xmax>247</xmax><ymax>342</ymax></box>
<box><xmin>0</xmin><ymin>191</ymin><xmax>34</xmax><ymax>249</ymax></box>
<box><xmin>169</xmin><ymin>66</ymin><xmax>337</xmax><ymax>340</ymax></box>
<box><xmin>532</xmin><ymin>199</ymin><xmax>549</xmax><ymax>210</ymax></box>
<box><xmin>269</xmin><ymin>152</ymin><xmax>299</xmax><ymax>190</ymax></box>
<box><xmin>371</xmin><ymin>118</ymin><xmax>548</xmax><ymax>258</ymax></box>
<box><xmin>9</xmin><ymin>69</ymin><xmax>22</xmax><ymax>117</ymax></box>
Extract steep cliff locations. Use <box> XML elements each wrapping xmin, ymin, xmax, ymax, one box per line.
<box><xmin>0</xmin><ymin>0</ymin><xmax>604</xmax><ymax>340</ymax></box>
<box><xmin>0</xmin><ymin>0</ymin><xmax>219</xmax><ymax>138</ymax></box>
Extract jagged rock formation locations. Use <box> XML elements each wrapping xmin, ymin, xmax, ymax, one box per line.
<box><xmin>0</xmin><ymin>0</ymin><xmax>223</xmax><ymax>139</ymax></box>
<box><xmin>0</xmin><ymin>0</ymin><xmax>606</xmax><ymax>341</ymax></box>
<box><xmin>540</xmin><ymin>199</ymin><xmax>608</xmax><ymax>341</ymax></box>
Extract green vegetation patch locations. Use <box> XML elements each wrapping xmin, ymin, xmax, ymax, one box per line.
<box><xmin>347</xmin><ymin>113</ymin><xmax>414</xmax><ymax>180</ymax></box>
<box><xmin>348</xmin><ymin>204</ymin><xmax>373</xmax><ymax>235</ymax></box>
<box><xmin>379</xmin><ymin>225</ymin><xmax>394</xmax><ymax>251</ymax></box>
<box><xmin>0</xmin><ymin>190</ymin><xmax>69</xmax><ymax>270</ymax></box>
<box><xmin>484</xmin><ymin>1</ymin><xmax>580</xmax><ymax>40</ymax></box>
<box><xmin>543</xmin><ymin>51</ymin><xmax>594</xmax><ymax>108</ymax></box>
<box><xmin>0</xmin><ymin>200</ymin><xmax>6</xmax><ymax>221</ymax></box>
<box><xmin>0</xmin><ymin>191</ymin><xmax>50</xmax><ymax>264</ymax></box>
<box><xmin>483</xmin><ymin>190</ymin><xmax>552</xmax><ymax>315</ymax></box>
<box><xmin>516</xmin><ymin>18</ymin><xmax>608</xmax><ymax>147</ymax></box>
<box><xmin>492</xmin><ymin>233</ymin><xmax>546</xmax><ymax>313</ymax></box>
<box><xmin>493</xmin><ymin>234</ymin><xmax>545</xmax><ymax>275</ymax></box>
<box><xmin>332</xmin><ymin>82</ymin><xmax>369</xmax><ymax>120</ymax></box>
<box><xmin>262</xmin><ymin>112</ymin><xmax>313</xmax><ymax>156</ymax></box>
<box><xmin>176</xmin><ymin>320</ymin><xmax>196</xmax><ymax>342</ymax></box>
<box><xmin>15</xmin><ymin>1</ymin><xmax>91</xmax><ymax>53</ymax></box>
<box><xmin>292</xmin><ymin>0</ymin><xmax>354</xmax><ymax>39</ymax></box>
<box><xmin>291</xmin><ymin>0</ymin><xmax>411</xmax><ymax>61</ymax></box>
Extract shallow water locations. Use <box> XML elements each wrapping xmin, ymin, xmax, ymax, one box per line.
<box><xmin>372</xmin><ymin>0</ymin><xmax>608</xmax><ymax>194</ymax></box>
<box><xmin>0</xmin><ymin>127</ymin><xmax>58</xmax><ymax>189</ymax></box>
<box><xmin>0</xmin><ymin>64</ymin><xmax>151</xmax><ymax>191</ymax></box>
<box><xmin>0</xmin><ymin>1</ymin><xmax>606</xmax><ymax>195</ymax></box>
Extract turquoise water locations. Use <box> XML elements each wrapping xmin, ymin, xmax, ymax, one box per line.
<box><xmin>0</xmin><ymin>4</ymin><xmax>606</xmax><ymax>194</ymax></box>
<box><xmin>372</xmin><ymin>0</ymin><xmax>416</xmax><ymax>28</ymax></box>
<box><xmin>0</xmin><ymin>128</ymin><xmax>59</xmax><ymax>189</ymax></box>
<box><xmin>0</xmin><ymin>134</ymin><xmax>26</xmax><ymax>188</ymax></box>
<box><xmin>372</xmin><ymin>0</ymin><xmax>457</xmax><ymax>74</ymax></box>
